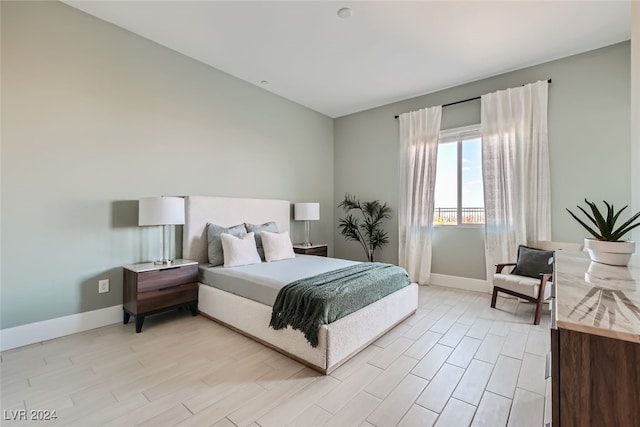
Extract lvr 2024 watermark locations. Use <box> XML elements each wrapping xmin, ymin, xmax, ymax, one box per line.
<box><xmin>3</xmin><ymin>409</ymin><xmax>57</xmax><ymax>421</ymax></box>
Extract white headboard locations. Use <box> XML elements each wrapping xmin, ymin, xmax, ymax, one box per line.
<box><xmin>182</xmin><ymin>196</ymin><xmax>291</xmax><ymax>263</ymax></box>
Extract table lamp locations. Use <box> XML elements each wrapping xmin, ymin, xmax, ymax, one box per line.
<box><xmin>138</xmin><ymin>196</ymin><xmax>185</xmax><ymax>264</ymax></box>
<box><xmin>294</xmin><ymin>202</ymin><xmax>320</xmax><ymax>247</ymax></box>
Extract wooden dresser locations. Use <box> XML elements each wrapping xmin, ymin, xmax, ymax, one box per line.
<box><xmin>551</xmin><ymin>251</ymin><xmax>640</xmax><ymax>426</ymax></box>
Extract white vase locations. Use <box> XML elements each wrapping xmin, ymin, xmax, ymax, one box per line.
<box><xmin>583</xmin><ymin>238</ymin><xmax>636</xmax><ymax>266</ymax></box>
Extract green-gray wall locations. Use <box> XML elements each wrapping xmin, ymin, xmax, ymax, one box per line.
<box><xmin>1</xmin><ymin>0</ymin><xmax>634</xmax><ymax>332</ymax></box>
<box><xmin>1</xmin><ymin>1</ymin><xmax>334</xmax><ymax>329</ymax></box>
<box><xmin>334</xmin><ymin>42</ymin><xmax>631</xmax><ymax>280</ymax></box>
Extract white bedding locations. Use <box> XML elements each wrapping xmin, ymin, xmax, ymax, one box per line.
<box><xmin>183</xmin><ymin>196</ymin><xmax>419</xmax><ymax>373</ymax></box>
<box><xmin>199</xmin><ymin>254</ymin><xmax>359</xmax><ymax>306</ymax></box>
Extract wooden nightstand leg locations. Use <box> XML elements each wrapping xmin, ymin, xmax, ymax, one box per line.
<box><xmin>135</xmin><ymin>315</ymin><xmax>144</xmax><ymax>333</ymax></box>
<box><xmin>123</xmin><ymin>310</ymin><xmax>131</xmax><ymax>325</ymax></box>
<box><xmin>190</xmin><ymin>303</ymin><xmax>198</xmax><ymax>316</ymax></box>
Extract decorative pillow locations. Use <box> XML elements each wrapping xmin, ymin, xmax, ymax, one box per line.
<box><xmin>511</xmin><ymin>245</ymin><xmax>554</xmax><ymax>279</ymax></box>
<box><xmin>220</xmin><ymin>232</ymin><xmax>262</xmax><ymax>267</ymax></box>
<box><xmin>261</xmin><ymin>231</ymin><xmax>296</xmax><ymax>262</ymax></box>
<box><xmin>245</xmin><ymin>221</ymin><xmax>279</xmax><ymax>260</ymax></box>
<box><xmin>206</xmin><ymin>223</ymin><xmax>247</xmax><ymax>266</ymax></box>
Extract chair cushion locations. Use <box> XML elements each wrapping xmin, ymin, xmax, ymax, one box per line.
<box><xmin>494</xmin><ymin>273</ymin><xmax>552</xmax><ymax>300</ymax></box>
<box><xmin>511</xmin><ymin>245</ymin><xmax>554</xmax><ymax>279</ymax></box>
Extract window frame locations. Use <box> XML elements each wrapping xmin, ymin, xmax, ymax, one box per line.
<box><xmin>435</xmin><ymin>124</ymin><xmax>483</xmax><ymax>227</ymax></box>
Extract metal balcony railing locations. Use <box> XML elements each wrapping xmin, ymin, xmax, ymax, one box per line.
<box><xmin>434</xmin><ymin>207</ymin><xmax>485</xmax><ymax>225</ymax></box>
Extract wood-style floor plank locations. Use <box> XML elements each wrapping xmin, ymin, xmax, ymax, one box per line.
<box><xmin>486</xmin><ymin>355</ymin><xmax>522</xmax><ymax>399</ymax></box>
<box><xmin>316</xmin><ymin>363</ymin><xmax>382</xmax><ymax>414</ymax></box>
<box><xmin>434</xmin><ymin>397</ymin><xmax>477</xmax><ymax>427</ymax></box>
<box><xmin>474</xmin><ymin>333</ymin><xmax>506</xmax><ymax>364</ymax></box>
<box><xmin>447</xmin><ymin>336</ymin><xmax>482</xmax><ymax>368</ymax></box>
<box><xmin>0</xmin><ymin>285</ymin><xmax>552</xmax><ymax>427</ymax></box>
<box><xmin>364</xmin><ymin>355</ymin><xmax>419</xmax><ymax>400</ymax></box>
<box><xmin>366</xmin><ymin>374</ymin><xmax>428</xmax><ymax>427</ymax></box>
<box><xmin>452</xmin><ymin>359</ymin><xmax>494</xmax><ymax>406</ymax></box>
<box><xmin>471</xmin><ymin>391</ymin><xmax>512</xmax><ymax>427</ymax></box>
<box><xmin>411</xmin><ymin>344</ymin><xmax>454</xmax><ymax>381</ymax></box>
<box><xmin>397</xmin><ymin>404</ymin><xmax>439</xmax><ymax>427</ymax></box>
<box><xmin>507</xmin><ymin>387</ymin><xmax>545</xmax><ymax>427</ymax></box>
<box><xmin>323</xmin><ymin>391</ymin><xmax>380</xmax><ymax>427</ymax></box>
<box><xmin>415</xmin><ymin>363</ymin><xmax>465</xmax><ymax>412</ymax></box>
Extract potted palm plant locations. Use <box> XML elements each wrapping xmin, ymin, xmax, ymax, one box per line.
<box><xmin>566</xmin><ymin>199</ymin><xmax>640</xmax><ymax>266</ymax></box>
<box><xmin>338</xmin><ymin>193</ymin><xmax>391</xmax><ymax>262</ymax></box>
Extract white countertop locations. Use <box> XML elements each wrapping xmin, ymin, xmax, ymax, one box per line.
<box><xmin>555</xmin><ymin>251</ymin><xmax>640</xmax><ymax>343</ymax></box>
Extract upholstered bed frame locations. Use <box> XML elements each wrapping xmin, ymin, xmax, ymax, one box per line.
<box><xmin>182</xmin><ymin>195</ymin><xmax>419</xmax><ymax>374</ymax></box>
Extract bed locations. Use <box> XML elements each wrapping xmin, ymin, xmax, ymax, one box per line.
<box><xmin>182</xmin><ymin>195</ymin><xmax>419</xmax><ymax>374</ymax></box>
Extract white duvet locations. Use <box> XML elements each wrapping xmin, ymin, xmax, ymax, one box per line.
<box><xmin>198</xmin><ymin>254</ymin><xmax>360</xmax><ymax>306</ymax></box>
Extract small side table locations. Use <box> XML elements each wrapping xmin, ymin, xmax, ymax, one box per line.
<box><xmin>122</xmin><ymin>259</ymin><xmax>198</xmax><ymax>333</ymax></box>
<box><xmin>293</xmin><ymin>244</ymin><xmax>328</xmax><ymax>257</ymax></box>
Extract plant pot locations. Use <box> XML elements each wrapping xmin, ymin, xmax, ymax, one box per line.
<box><xmin>583</xmin><ymin>238</ymin><xmax>636</xmax><ymax>266</ymax></box>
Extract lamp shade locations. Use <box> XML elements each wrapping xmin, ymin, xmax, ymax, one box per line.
<box><xmin>138</xmin><ymin>196</ymin><xmax>185</xmax><ymax>226</ymax></box>
<box><xmin>294</xmin><ymin>202</ymin><xmax>320</xmax><ymax>221</ymax></box>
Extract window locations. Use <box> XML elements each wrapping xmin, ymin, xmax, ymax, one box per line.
<box><xmin>433</xmin><ymin>124</ymin><xmax>484</xmax><ymax>225</ymax></box>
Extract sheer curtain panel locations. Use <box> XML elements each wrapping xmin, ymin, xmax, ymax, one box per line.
<box><xmin>481</xmin><ymin>80</ymin><xmax>551</xmax><ymax>280</ymax></box>
<box><xmin>399</xmin><ymin>106</ymin><xmax>442</xmax><ymax>284</ymax></box>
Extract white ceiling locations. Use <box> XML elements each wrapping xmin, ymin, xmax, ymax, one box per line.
<box><xmin>63</xmin><ymin>1</ymin><xmax>631</xmax><ymax>118</ymax></box>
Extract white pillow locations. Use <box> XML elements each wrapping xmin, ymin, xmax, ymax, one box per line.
<box><xmin>220</xmin><ymin>232</ymin><xmax>262</xmax><ymax>267</ymax></box>
<box><xmin>261</xmin><ymin>230</ymin><xmax>296</xmax><ymax>262</ymax></box>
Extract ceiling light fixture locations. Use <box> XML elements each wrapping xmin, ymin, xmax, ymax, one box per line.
<box><xmin>337</xmin><ymin>7</ymin><xmax>352</xmax><ymax>19</ymax></box>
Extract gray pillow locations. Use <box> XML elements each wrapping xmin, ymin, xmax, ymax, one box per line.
<box><xmin>207</xmin><ymin>223</ymin><xmax>247</xmax><ymax>266</ymax></box>
<box><xmin>245</xmin><ymin>221</ymin><xmax>278</xmax><ymax>260</ymax></box>
<box><xmin>511</xmin><ymin>245</ymin><xmax>554</xmax><ymax>279</ymax></box>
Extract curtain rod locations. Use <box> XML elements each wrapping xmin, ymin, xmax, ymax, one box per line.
<box><xmin>394</xmin><ymin>78</ymin><xmax>552</xmax><ymax>119</ymax></box>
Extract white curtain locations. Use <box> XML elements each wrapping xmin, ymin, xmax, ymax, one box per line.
<box><xmin>398</xmin><ymin>106</ymin><xmax>442</xmax><ymax>284</ymax></box>
<box><xmin>481</xmin><ymin>80</ymin><xmax>551</xmax><ymax>279</ymax></box>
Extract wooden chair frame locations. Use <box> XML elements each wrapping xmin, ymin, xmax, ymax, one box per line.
<box><xmin>490</xmin><ymin>263</ymin><xmax>553</xmax><ymax>325</ymax></box>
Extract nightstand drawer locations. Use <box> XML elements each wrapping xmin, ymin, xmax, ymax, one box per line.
<box><xmin>293</xmin><ymin>245</ymin><xmax>328</xmax><ymax>257</ymax></box>
<box><xmin>137</xmin><ymin>264</ymin><xmax>198</xmax><ymax>292</ymax></box>
<box><xmin>137</xmin><ymin>282</ymin><xmax>198</xmax><ymax>312</ymax></box>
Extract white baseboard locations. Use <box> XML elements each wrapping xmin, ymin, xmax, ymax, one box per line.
<box><xmin>429</xmin><ymin>273</ymin><xmax>491</xmax><ymax>294</ymax></box>
<box><xmin>0</xmin><ymin>305</ymin><xmax>122</xmax><ymax>352</ymax></box>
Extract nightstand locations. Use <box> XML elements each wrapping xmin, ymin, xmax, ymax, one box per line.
<box><xmin>123</xmin><ymin>259</ymin><xmax>198</xmax><ymax>333</ymax></box>
<box><xmin>293</xmin><ymin>244</ymin><xmax>328</xmax><ymax>257</ymax></box>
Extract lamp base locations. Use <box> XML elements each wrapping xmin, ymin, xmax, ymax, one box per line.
<box><xmin>300</xmin><ymin>242</ymin><xmax>312</xmax><ymax>247</ymax></box>
<box><xmin>155</xmin><ymin>225</ymin><xmax>175</xmax><ymax>266</ymax></box>
<box><xmin>302</xmin><ymin>221</ymin><xmax>313</xmax><ymax>248</ymax></box>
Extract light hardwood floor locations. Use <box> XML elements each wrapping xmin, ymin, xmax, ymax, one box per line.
<box><xmin>1</xmin><ymin>285</ymin><xmax>550</xmax><ymax>427</ymax></box>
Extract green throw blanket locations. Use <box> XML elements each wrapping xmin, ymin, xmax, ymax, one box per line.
<box><xmin>269</xmin><ymin>262</ymin><xmax>411</xmax><ymax>347</ymax></box>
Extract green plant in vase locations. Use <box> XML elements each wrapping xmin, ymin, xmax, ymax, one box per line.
<box><xmin>566</xmin><ymin>199</ymin><xmax>640</xmax><ymax>266</ymax></box>
<box><xmin>337</xmin><ymin>193</ymin><xmax>391</xmax><ymax>262</ymax></box>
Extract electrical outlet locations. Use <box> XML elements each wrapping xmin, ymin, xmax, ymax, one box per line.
<box><xmin>98</xmin><ymin>279</ymin><xmax>109</xmax><ymax>293</ymax></box>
